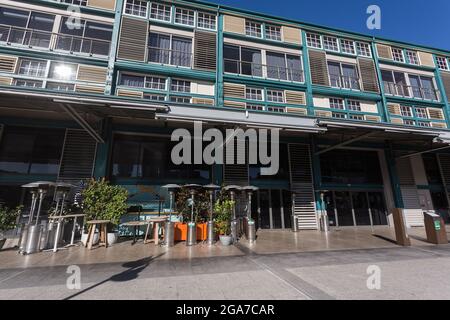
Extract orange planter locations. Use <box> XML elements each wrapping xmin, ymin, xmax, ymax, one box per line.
<box><xmin>174</xmin><ymin>222</ymin><xmax>209</xmax><ymax>241</ymax></box>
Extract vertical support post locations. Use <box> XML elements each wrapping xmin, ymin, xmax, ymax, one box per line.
<box><xmin>105</xmin><ymin>0</ymin><xmax>124</xmax><ymax>96</ymax></box>
<box><xmin>432</xmin><ymin>55</ymin><xmax>450</xmax><ymax>128</ymax></box>
<box><xmin>93</xmin><ymin>118</ymin><xmax>112</xmax><ymax>179</ymax></box>
<box><xmin>384</xmin><ymin>142</ymin><xmax>404</xmax><ymax>208</ymax></box>
<box><xmin>310</xmin><ymin>135</ymin><xmax>322</xmax><ymax>210</ymax></box>
<box><xmin>301</xmin><ymin>30</ymin><xmax>314</xmax><ymax>116</ymax></box>
<box><xmin>216</xmin><ymin>11</ymin><xmax>224</xmax><ymax>108</ymax></box>
<box><xmin>370</xmin><ymin>39</ymin><xmax>389</xmax><ymax>122</ymax></box>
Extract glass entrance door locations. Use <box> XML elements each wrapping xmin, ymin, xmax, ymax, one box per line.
<box><xmin>257</xmin><ymin>189</ymin><xmax>292</xmax><ymax>229</ymax></box>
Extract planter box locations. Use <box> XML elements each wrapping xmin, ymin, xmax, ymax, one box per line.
<box><xmin>174</xmin><ymin>222</ymin><xmax>208</xmax><ymax>241</ymax></box>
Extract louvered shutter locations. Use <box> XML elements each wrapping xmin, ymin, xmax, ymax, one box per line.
<box><xmin>224</xmin><ymin>100</ymin><xmax>246</xmax><ymax>109</ymax></box>
<box><xmin>441</xmin><ymin>72</ymin><xmax>450</xmax><ymax>100</ymax></box>
<box><xmin>282</xmin><ymin>26</ymin><xmax>302</xmax><ymax>45</ymax></box>
<box><xmin>116</xmin><ymin>89</ymin><xmax>143</xmax><ymax>98</ymax></box>
<box><xmin>0</xmin><ymin>77</ymin><xmax>12</xmax><ymax>85</ymax></box>
<box><xmin>358</xmin><ymin>58</ymin><xmax>380</xmax><ymax>93</ymax></box>
<box><xmin>376</xmin><ymin>44</ymin><xmax>393</xmax><ymax>60</ymax></box>
<box><xmin>223</xmin><ymin>15</ymin><xmax>245</xmax><ymax>34</ymax></box>
<box><xmin>285</xmin><ymin>91</ymin><xmax>306</xmax><ymax>105</ymax></box>
<box><xmin>0</xmin><ymin>55</ymin><xmax>17</xmax><ymax>73</ymax></box>
<box><xmin>88</xmin><ymin>0</ymin><xmax>116</xmax><ymax>10</ymax></box>
<box><xmin>223</xmin><ymin>83</ymin><xmax>245</xmax><ymax>99</ymax></box>
<box><xmin>75</xmin><ymin>84</ymin><xmax>105</xmax><ymax>94</ymax></box>
<box><xmin>194</xmin><ymin>31</ymin><xmax>217</xmax><ymax>71</ymax></box>
<box><xmin>286</xmin><ymin>107</ymin><xmax>307</xmax><ymax>116</ymax></box>
<box><xmin>117</xmin><ymin>16</ymin><xmax>148</xmax><ymax>61</ymax></box>
<box><xmin>77</xmin><ymin>65</ymin><xmax>107</xmax><ymax>84</ymax></box>
<box><xmin>58</xmin><ymin>129</ymin><xmax>97</xmax><ymax>183</ymax></box>
<box><xmin>288</xmin><ymin>144</ymin><xmax>317</xmax><ymax>230</ymax></box>
<box><xmin>418</xmin><ymin>51</ymin><xmax>435</xmax><ymax>68</ymax></box>
<box><xmin>308</xmin><ymin>50</ymin><xmax>330</xmax><ymax>86</ymax></box>
<box><xmin>427</xmin><ymin>107</ymin><xmax>444</xmax><ymax>120</ymax></box>
<box><xmin>387</xmin><ymin>103</ymin><xmax>401</xmax><ymax>115</ymax></box>
<box><xmin>223</xmin><ymin>138</ymin><xmax>248</xmax><ymax>186</ymax></box>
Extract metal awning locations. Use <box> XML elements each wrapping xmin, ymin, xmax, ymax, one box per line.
<box><xmin>156</xmin><ymin>105</ymin><xmax>326</xmax><ymax>133</ymax></box>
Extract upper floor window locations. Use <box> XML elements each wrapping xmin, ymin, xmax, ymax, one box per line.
<box><xmin>266</xmin><ymin>51</ymin><xmax>303</xmax><ymax>82</ymax></box>
<box><xmin>148</xmin><ymin>33</ymin><xmax>192</xmax><ymax>67</ymax></box>
<box><xmin>327</xmin><ymin>61</ymin><xmax>360</xmax><ymax>90</ymax></box>
<box><xmin>124</xmin><ymin>0</ymin><xmax>148</xmax><ymax>17</ymax></box>
<box><xmin>246</xmin><ymin>87</ymin><xmax>263</xmax><ymax>100</ymax></box>
<box><xmin>150</xmin><ymin>3</ymin><xmax>171</xmax><ymax>22</ymax></box>
<box><xmin>329</xmin><ymin>98</ymin><xmax>344</xmax><ymax>109</ymax></box>
<box><xmin>171</xmin><ymin>79</ymin><xmax>191</xmax><ymax>92</ymax></box>
<box><xmin>245</xmin><ymin>20</ymin><xmax>262</xmax><ymax>38</ymax></box>
<box><xmin>18</xmin><ymin>58</ymin><xmax>47</xmax><ymax>77</ymax></box>
<box><xmin>146</xmin><ymin>76</ymin><xmax>166</xmax><ymax>90</ymax></box>
<box><xmin>347</xmin><ymin>100</ymin><xmax>361</xmax><ymax>111</ymax></box>
<box><xmin>392</xmin><ymin>47</ymin><xmax>405</xmax><ymax>63</ymax></box>
<box><xmin>224</xmin><ymin>44</ymin><xmax>262</xmax><ymax>77</ymax></box>
<box><xmin>119</xmin><ymin>74</ymin><xmax>145</xmax><ymax>87</ymax></box>
<box><xmin>266</xmin><ymin>89</ymin><xmax>284</xmax><ymax>103</ymax></box>
<box><xmin>340</xmin><ymin>39</ymin><xmax>355</xmax><ymax>55</ymax></box>
<box><xmin>323</xmin><ymin>36</ymin><xmax>339</xmax><ymax>52</ymax></box>
<box><xmin>382</xmin><ymin>69</ymin><xmax>438</xmax><ymax>101</ymax></box>
<box><xmin>197</xmin><ymin>12</ymin><xmax>216</xmax><ymax>30</ymax></box>
<box><xmin>306</xmin><ymin>33</ymin><xmax>322</xmax><ymax>48</ymax></box>
<box><xmin>406</xmin><ymin>50</ymin><xmax>419</xmax><ymax>65</ymax></box>
<box><xmin>267</xmin><ymin>106</ymin><xmax>285</xmax><ymax>113</ymax></box>
<box><xmin>0</xmin><ymin>7</ymin><xmax>54</xmax><ymax>48</ymax></box>
<box><xmin>62</xmin><ymin>0</ymin><xmax>87</xmax><ymax>6</ymax></box>
<box><xmin>356</xmin><ymin>42</ymin><xmax>371</xmax><ymax>57</ymax></box>
<box><xmin>48</xmin><ymin>62</ymin><xmax>77</xmax><ymax>80</ymax></box>
<box><xmin>400</xmin><ymin>105</ymin><xmax>412</xmax><ymax>117</ymax></box>
<box><xmin>415</xmin><ymin>107</ymin><xmax>428</xmax><ymax>119</ymax></box>
<box><xmin>409</xmin><ymin>75</ymin><xmax>437</xmax><ymax>101</ymax></box>
<box><xmin>265</xmin><ymin>25</ymin><xmax>281</xmax><ymax>41</ymax></box>
<box><xmin>175</xmin><ymin>7</ymin><xmax>195</xmax><ymax>26</ymax></box>
<box><xmin>436</xmin><ymin>56</ymin><xmax>449</xmax><ymax>71</ymax></box>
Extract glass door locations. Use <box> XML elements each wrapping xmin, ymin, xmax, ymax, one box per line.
<box><xmin>334</xmin><ymin>191</ymin><xmax>354</xmax><ymax>226</ymax></box>
<box><xmin>352</xmin><ymin>192</ymin><xmax>371</xmax><ymax>225</ymax></box>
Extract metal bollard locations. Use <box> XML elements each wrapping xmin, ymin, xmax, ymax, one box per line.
<box><xmin>18</xmin><ymin>223</ymin><xmax>29</xmax><ymax>254</ymax></box>
<box><xmin>247</xmin><ymin>219</ymin><xmax>256</xmax><ymax>243</ymax></box>
<box><xmin>164</xmin><ymin>221</ymin><xmax>175</xmax><ymax>247</ymax></box>
<box><xmin>186</xmin><ymin>222</ymin><xmax>197</xmax><ymax>246</ymax></box>
<box><xmin>230</xmin><ymin>219</ymin><xmax>238</xmax><ymax>243</ymax></box>
<box><xmin>206</xmin><ymin>220</ymin><xmax>215</xmax><ymax>245</ymax></box>
<box><xmin>292</xmin><ymin>215</ymin><xmax>299</xmax><ymax>232</ymax></box>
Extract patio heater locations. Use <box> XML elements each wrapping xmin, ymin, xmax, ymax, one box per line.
<box><xmin>185</xmin><ymin>184</ymin><xmax>202</xmax><ymax>246</ymax></box>
<box><xmin>161</xmin><ymin>184</ymin><xmax>181</xmax><ymax>247</ymax></box>
<box><xmin>224</xmin><ymin>185</ymin><xmax>242</xmax><ymax>243</ymax></box>
<box><xmin>203</xmin><ymin>184</ymin><xmax>220</xmax><ymax>245</ymax></box>
<box><xmin>242</xmin><ymin>186</ymin><xmax>258</xmax><ymax>243</ymax></box>
<box><xmin>319</xmin><ymin>192</ymin><xmax>329</xmax><ymax>233</ymax></box>
<box><xmin>19</xmin><ymin>182</ymin><xmax>40</xmax><ymax>253</ymax></box>
<box><xmin>50</xmin><ymin>182</ymin><xmax>74</xmax><ymax>252</ymax></box>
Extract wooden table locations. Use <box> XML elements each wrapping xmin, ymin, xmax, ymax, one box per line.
<box><xmin>121</xmin><ymin>220</ymin><xmax>151</xmax><ymax>244</ymax></box>
<box><xmin>148</xmin><ymin>217</ymin><xmax>168</xmax><ymax>245</ymax></box>
<box><xmin>85</xmin><ymin>220</ymin><xmax>110</xmax><ymax>250</ymax></box>
<box><xmin>48</xmin><ymin>214</ymin><xmax>86</xmax><ymax>252</ymax></box>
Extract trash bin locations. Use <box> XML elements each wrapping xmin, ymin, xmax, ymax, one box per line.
<box><xmin>423</xmin><ymin>211</ymin><xmax>448</xmax><ymax>245</ymax></box>
<box><xmin>186</xmin><ymin>222</ymin><xmax>196</xmax><ymax>246</ymax></box>
<box><xmin>392</xmin><ymin>208</ymin><xmax>411</xmax><ymax>246</ymax></box>
<box><xmin>164</xmin><ymin>221</ymin><xmax>175</xmax><ymax>247</ymax></box>
<box><xmin>247</xmin><ymin>218</ymin><xmax>256</xmax><ymax>243</ymax></box>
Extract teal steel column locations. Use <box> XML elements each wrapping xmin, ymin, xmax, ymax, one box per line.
<box><xmin>432</xmin><ymin>55</ymin><xmax>450</xmax><ymax>128</ymax></box>
<box><xmin>384</xmin><ymin>143</ymin><xmax>404</xmax><ymax>208</ymax></box>
<box><xmin>105</xmin><ymin>0</ymin><xmax>124</xmax><ymax>95</ymax></box>
<box><xmin>301</xmin><ymin>30</ymin><xmax>314</xmax><ymax>116</ymax></box>
<box><xmin>310</xmin><ymin>135</ymin><xmax>322</xmax><ymax>210</ymax></box>
<box><xmin>371</xmin><ymin>39</ymin><xmax>389</xmax><ymax>122</ymax></box>
<box><xmin>93</xmin><ymin>118</ymin><xmax>112</xmax><ymax>178</ymax></box>
<box><xmin>216</xmin><ymin>11</ymin><xmax>224</xmax><ymax>108</ymax></box>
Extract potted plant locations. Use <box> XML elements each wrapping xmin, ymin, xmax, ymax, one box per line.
<box><xmin>0</xmin><ymin>205</ymin><xmax>20</xmax><ymax>250</ymax></box>
<box><xmin>214</xmin><ymin>199</ymin><xmax>234</xmax><ymax>246</ymax></box>
<box><xmin>81</xmin><ymin>178</ymin><xmax>128</xmax><ymax>245</ymax></box>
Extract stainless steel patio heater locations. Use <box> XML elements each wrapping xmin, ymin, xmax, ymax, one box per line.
<box><xmin>162</xmin><ymin>184</ymin><xmax>181</xmax><ymax>247</ymax></box>
<box><xmin>50</xmin><ymin>182</ymin><xmax>74</xmax><ymax>252</ymax></box>
<box><xmin>185</xmin><ymin>184</ymin><xmax>201</xmax><ymax>246</ymax></box>
<box><xmin>224</xmin><ymin>185</ymin><xmax>242</xmax><ymax>243</ymax></box>
<box><xmin>203</xmin><ymin>184</ymin><xmax>220</xmax><ymax>245</ymax></box>
<box><xmin>242</xmin><ymin>186</ymin><xmax>258</xmax><ymax>243</ymax></box>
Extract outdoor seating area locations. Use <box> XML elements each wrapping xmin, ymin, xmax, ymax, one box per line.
<box><xmin>3</xmin><ymin>179</ymin><xmax>261</xmax><ymax>256</ymax></box>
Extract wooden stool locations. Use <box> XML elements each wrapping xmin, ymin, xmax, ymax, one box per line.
<box><xmin>85</xmin><ymin>220</ymin><xmax>110</xmax><ymax>250</ymax></box>
<box><xmin>148</xmin><ymin>217</ymin><xmax>168</xmax><ymax>245</ymax></box>
<box><xmin>121</xmin><ymin>221</ymin><xmax>150</xmax><ymax>244</ymax></box>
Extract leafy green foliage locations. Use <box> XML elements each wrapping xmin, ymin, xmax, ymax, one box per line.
<box><xmin>214</xmin><ymin>199</ymin><xmax>234</xmax><ymax>235</ymax></box>
<box><xmin>81</xmin><ymin>178</ymin><xmax>128</xmax><ymax>227</ymax></box>
<box><xmin>175</xmin><ymin>186</ymin><xmax>210</xmax><ymax>223</ymax></box>
<box><xmin>0</xmin><ymin>205</ymin><xmax>21</xmax><ymax>237</ymax></box>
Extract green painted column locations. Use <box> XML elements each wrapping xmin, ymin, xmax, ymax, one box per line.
<box><xmin>432</xmin><ymin>55</ymin><xmax>450</xmax><ymax>128</ymax></box>
<box><xmin>105</xmin><ymin>0</ymin><xmax>124</xmax><ymax>96</ymax></box>
<box><xmin>310</xmin><ymin>135</ymin><xmax>322</xmax><ymax>210</ymax></box>
<box><xmin>370</xmin><ymin>39</ymin><xmax>389</xmax><ymax>122</ymax></box>
<box><xmin>301</xmin><ymin>31</ymin><xmax>314</xmax><ymax>116</ymax></box>
<box><xmin>384</xmin><ymin>143</ymin><xmax>404</xmax><ymax>208</ymax></box>
<box><xmin>216</xmin><ymin>12</ymin><xmax>224</xmax><ymax>108</ymax></box>
<box><xmin>93</xmin><ymin>118</ymin><xmax>112</xmax><ymax>179</ymax></box>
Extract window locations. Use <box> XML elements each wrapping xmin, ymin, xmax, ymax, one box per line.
<box><xmin>245</xmin><ymin>20</ymin><xmax>262</xmax><ymax>38</ymax></box>
<box><xmin>171</xmin><ymin>79</ymin><xmax>191</xmax><ymax>92</ymax></box>
<box><xmin>144</xmin><ymin>93</ymin><xmax>166</xmax><ymax>101</ymax></box>
<box><xmin>246</xmin><ymin>104</ymin><xmax>264</xmax><ymax>111</ymax></box>
<box><xmin>56</xmin><ymin>18</ymin><xmax>112</xmax><ymax>56</ymax></box>
<box><xmin>267</xmin><ymin>106</ymin><xmax>285</xmax><ymax>113</ymax></box>
<box><xmin>266</xmin><ymin>90</ymin><xmax>284</xmax><ymax>103</ymax></box>
<box><xmin>418</xmin><ymin>121</ymin><xmax>431</xmax><ymax>127</ymax></box>
<box><xmin>340</xmin><ymin>39</ymin><xmax>355</xmax><ymax>55</ymax></box>
<box><xmin>266</xmin><ymin>51</ymin><xmax>302</xmax><ymax>82</ymax></box>
<box><xmin>347</xmin><ymin>100</ymin><xmax>361</xmax><ymax>111</ymax></box>
<box><xmin>197</xmin><ymin>12</ymin><xmax>216</xmax><ymax>30</ymax></box>
<box><xmin>18</xmin><ymin>59</ymin><xmax>47</xmax><ymax>77</ymax></box>
<box><xmin>436</xmin><ymin>56</ymin><xmax>449</xmax><ymax>70</ymax></box>
<box><xmin>323</xmin><ymin>36</ymin><xmax>339</xmax><ymax>52</ymax></box>
<box><xmin>46</xmin><ymin>82</ymin><xmax>75</xmax><ymax>91</ymax></box>
<box><xmin>327</xmin><ymin>61</ymin><xmax>360</xmax><ymax>90</ymax></box>
<box><xmin>0</xmin><ymin>8</ymin><xmax>55</xmax><ymax>48</ymax></box>
<box><xmin>246</xmin><ymin>87</ymin><xmax>263</xmax><ymax>100</ymax></box>
<box><xmin>409</xmin><ymin>75</ymin><xmax>437</xmax><ymax>100</ymax></box>
<box><xmin>349</xmin><ymin>114</ymin><xmax>364</xmax><ymax>120</ymax></box>
<box><xmin>62</xmin><ymin>0</ymin><xmax>87</xmax><ymax>5</ymax></box>
<box><xmin>392</xmin><ymin>48</ymin><xmax>405</xmax><ymax>62</ymax></box>
<box><xmin>120</xmin><ymin>74</ymin><xmax>145</xmax><ymax>87</ymax></box>
<box><xmin>306</xmin><ymin>33</ymin><xmax>322</xmax><ymax>48</ymax></box>
<box><xmin>400</xmin><ymin>105</ymin><xmax>412</xmax><ymax>117</ymax></box>
<box><xmin>406</xmin><ymin>50</ymin><xmax>419</xmax><ymax>65</ymax></box>
<box><xmin>145</xmin><ymin>76</ymin><xmax>166</xmax><ymax>90</ymax></box>
<box><xmin>148</xmin><ymin>33</ymin><xmax>192</xmax><ymax>67</ymax></box>
<box><xmin>170</xmin><ymin>96</ymin><xmax>191</xmax><ymax>103</ymax></box>
<box><xmin>0</xmin><ymin>126</ymin><xmax>65</xmax><ymax>175</ymax></box>
<box><xmin>124</xmin><ymin>0</ymin><xmax>148</xmax><ymax>17</ymax></box>
<box><xmin>14</xmin><ymin>79</ymin><xmax>43</xmax><ymax>88</ymax></box>
<box><xmin>356</xmin><ymin>42</ymin><xmax>371</xmax><ymax>57</ymax></box>
<box><xmin>332</xmin><ymin>112</ymin><xmax>346</xmax><ymax>119</ymax></box>
<box><xmin>265</xmin><ymin>25</ymin><xmax>281</xmax><ymax>41</ymax></box>
<box><xmin>415</xmin><ymin>107</ymin><xmax>428</xmax><ymax>119</ymax></box>
<box><xmin>224</xmin><ymin>45</ymin><xmax>262</xmax><ymax>77</ymax></box>
<box><xmin>404</xmin><ymin>119</ymin><xmax>415</xmax><ymax>126</ymax></box>
<box><xmin>175</xmin><ymin>7</ymin><xmax>194</xmax><ymax>26</ymax></box>
<box><xmin>150</xmin><ymin>3</ymin><xmax>171</xmax><ymax>22</ymax></box>
<box><xmin>329</xmin><ymin>98</ymin><xmax>344</xmax><ymax>110</ymax></box>
<box><xmin>48</xmin><ymin>62</ymin><xmax>77</xmax><ymax>80</ymax></box>
<box><xmin>381</xmin><ymin>70</ymin><xmax>409</xmax><ymax>97</ymax></box>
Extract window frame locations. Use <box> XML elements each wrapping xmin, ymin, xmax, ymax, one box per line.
<box><xmin>406</xmin><ymin>50</ymin><xmax>420</xmax><ymax>65</ymax></box>
<box><xmin>340</xmin><ymin>39</ymin><xmax>356</xmax><ymax>55</ymax></box>
<box><xmin>174</xmin><ymin>7</ymin><xmax>195</xmax><ymax>27</ymax></box>
<box><xmin>197</xmin><ymin>11</ymin><xmax>216</xmax><ymax>30</ymax></box>
<box><xmin>265</xmin><ymin>24</ymin><xmax>282</xmax><ymax>41</ymax></box>
<box><xmin>329</xmin><ymin>98</ymin><xmax>344</xmax><ymax>110</ymax></box>
<box><xmin>266</xmin><ymin>89</ymin><xmax>284</xmax><ymax>103</ymax></box>
<box><xmin>436</xmin><ymin>56</ymin><xmax>449</xmax><ymax>71</ymax></box>
<box><xmin>306</xmin><ymin>32</ymin><xmax>322</xmax><ymax>49</ymax></box>
<box><xmin>245</xmin><ymin>87</ymin><xmax>264</xmax><ymax>101</ymax></box>
<box><xmin>322</xmin><ymin>35</ymin><xmax>339</xmax><ymax>52</ymax></box>
<box><xmin>149</xmin><ymin>2</ymin><xmax>172</xmax><ymax>22</ymax></box>
<box><xmin>392</xmin><ymin>47</ymin><xmax>405</xmax><ymax>63</ymax></box>
<box><xmin>245</xmin><ymin>20</ymin><xmax>262</xmax><ymax>38</ymax></box>
<box><xmin>148</xmin><ymin>32</ymin><xmax>193</xmax><ymax>68</ymax></box>
<box><xmin>356</xmin><ymin>42</ymin><xmax>372</xmax><ymax>57</ymax></box>
<box><xmin>123</xmin><ymin>0</ymin><xmax>148</xmax><ymax>18</ymax></box>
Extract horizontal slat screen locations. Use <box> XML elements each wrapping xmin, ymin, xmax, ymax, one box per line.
<box><xmin>286</xmin><ymin>107</ymin><xmax>307</xmax><ymax>116</ymax></box>
<box><xmin>75</xmin><ymin>84</ymin><xmax>105</xmax><ymax>94</ymax></box>
<box><xmin>308</xmin><ymin>50</ymin><xmax>330</xmax><ymax>86</ymax></box>
<box><xmin>314</xmin><ymin>110</ymin><xmax>332</xmax><ymax>117</ymax></box>
<box><xmin>387</xmin><ymin>103</ymin><xmax>401</xmax><ymax>115</ymax></box>
<box><xmin>364</xmin><ymin>115</ymin><xmax>381</xmax><ymax>122</ymax></box>
<box><xmin>194</xmin><ymin>31</ymin><xmax>217</xmax><ymax>71</ymax></box>
<box><xmin>0</xmin><ymin>55</ymin><xmax>17</xmax><ymax>73</ymax></box>
<box><xmin>431</xmin><ymin>122</ymin><xmax>447</xmax><ymax>129</ymax></box>
<box><xmin>192</xmin><ymin>97</ymin><xmax>214</xmax><ymax>105</ymax></box>
<box><xmin>376</xmin><ymin>44</ymin><xmax>393</xmax><ymax>60</ymax></box>
<box><xmin>285</xmin><ymin>90</ymin><xmax>306</xmax><ymax>105</ymax></box>
<box><xmin>117</xmin><ymin>89</ymin><xmax>143</xmax><ymax>98</ymax></box>
<box><xmin>282</xmin><ymin>26</ymin><xmax>302</xmax><ymax>45</ymax></box>
<box><xmin>223</xmin><ymin>83</ymin><xmax>246</xmax><ymax>98</ymax></box>
<box><xmin>223</xmin><ymin>15</ymin><xmax>245</xmax><ymax>34</ymax></box>
<box><xmin>0</xmin><ymin>76</ymin><xmax>12</xmax><ymax>85</ymax></box>
<box><xmin>428</xmin><ymin>107</ymin><xmax>444</xmax><ymax>120</ymax></box>
<box><xmin>88</xmin><ymin>0</ymin><xmax>116</xmax><ymax>10</ymax></box>
<box><xmin>418</xmin><ymin>51</ymin><xmax>435</xmax><ymax>67</ymax></box>
<box><xmin>117</xmin><ymin>16</ymin><xmax>148</xmax><ymax>61</ymax></box>
<box><xmin>390</xmin><ymin>118</ymin><xmax>404</xmax><ymax>125</ymax></box>
<box><xmin>358</xmin><ymin>58</ymin><xmax>380</xmax><ymax>93</ymax></box>
<box><xmin>441</xmin><ymin>72</ymin><xmax>450</xmax><ymax>100</ymax></box>
<box><xmin>77</xmin><ymin>65</ymin><xmax>107</xmax><ymax>83</ymax></box>
<box><xmin>224</xmin><ymin>100</ymin><xmax>246</xmax><ymax>109</ymax></box>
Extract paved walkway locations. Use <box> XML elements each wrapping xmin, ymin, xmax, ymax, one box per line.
<box><xmin>0</xmin><ymin>226</ymin><xmax>449</xmax><ymax>300</ymax></box>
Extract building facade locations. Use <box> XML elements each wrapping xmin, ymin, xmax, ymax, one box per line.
<box><xmin>1</xmin><ymin>0</ymin><xmax>450</xmax><ymax>230</ymax></box>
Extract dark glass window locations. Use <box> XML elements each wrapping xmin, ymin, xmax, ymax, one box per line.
<box><xmin>320</xmin><ymin>149</ymin><xmax>383</xmax><ymax>185</ymax></box>
<box><xmin>224</xmin><ymin>44</ymin><xmax>240</xmax><ymax>74</ymax></box>
<box><xmin>422</xmin><ymin>154</ymin><xmax>443</xmax><ymax>185</ymax></box>
<box><xmin>0</xmin><ymin>126</ymin><xmax>65</xmax><ymax>175</ymax></box>
<box><xmin>111</xmin><ymin>134</ymin><xmax>210</xmax><ymax>181</ymax></box>
<box><xmin>249</xmin><ymin>143</ymin><xmax>289</xmax><ymax>180</ymax></box>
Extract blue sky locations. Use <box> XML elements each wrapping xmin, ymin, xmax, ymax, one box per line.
<box><xmin>208</xmin><ymin>0</ymin><xmax>450</xmax><ymax>51</ymax></box>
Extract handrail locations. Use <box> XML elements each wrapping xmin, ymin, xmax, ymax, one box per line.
<box><xmin>383</xmin><ymin>81</ymin><xmax>440</xmax><ymax>101</ymax></box>
<box><xmin>147</xmin><ymin>46</ymin><xmax>193</xmax><ymax>68</ymax></box>
<box><xmin>329</xmin><ymin>74</ymin><xmax>361</xmax><ymax>90</ymax></box>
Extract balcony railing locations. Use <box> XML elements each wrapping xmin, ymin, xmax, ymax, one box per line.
<box><xmin>0</xmin><ymin>24</ymin><xmax>111</xmax><ymax>57</ymax></box>
<box><xmin>224</xmin><ymin>58</ymin><xmax>304</xmax><ymax>82</ymax></box>
<box><xmin>329</xmin><ymin>74</ymin><xmax>361</xmax><ymax>90</ymax></box>
<box><xmin>148</xmin><ymin>47</ymin><xmax>193</xmax><ymax>68</ymax></box>
<box><xmin>383</xmin><ymin>82</ymin><xmax>440</xmax><ymax>101</ymax></box>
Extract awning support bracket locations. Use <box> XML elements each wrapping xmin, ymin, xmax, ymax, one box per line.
<box><xmin>315</xmin><ymin>132</ymin><xmax>374</xmax><ymax>156</ymax></box>
<box><xmin>396</xmin><ymin>144</ymin><xmax>450</xmax><ymax>159</ymax></box>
